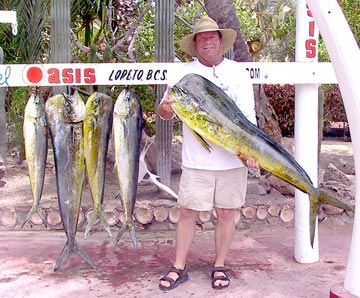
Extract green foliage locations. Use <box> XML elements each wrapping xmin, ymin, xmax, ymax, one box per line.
<box><xmin>131</xmin><ymin>85</ymin><xmax>157</xmax><ymax>136</ymax></box>
<box><xmin>6</xmin><ymin>87</ymin><xmax>28</xmax><ymax>161</ymax></box>
<box><xmin>135</xmin><ymin>1</ymin><xmax>205</xmax><ymax>62</ymax></box>
<box><xmin>234</xmin><ymin>0</ymin><xmax>296</xmax><ymax>62</ymax></box>
<box><xmin>70</xmin><ymin>0</ymin><xmax>105</xmax><ymax>47</ymax></box>
<box><xmin>134</xmin><ymin>2</ymin><xmax>156</xmax><ymax>62</ymax></box>
<box><xmin>339</xmin><ymin>0</ymin><xmax>360</xmax><ymax>46</ymax></box>
<box><xmin>317</xmin><ymin>37</ymin><xmax>330</xmax><ymax>62</ymax></box>
<box><xmin>0</xmin><ymin>0</ymin><xmax>51</xmax><ymax>64</ymax></box>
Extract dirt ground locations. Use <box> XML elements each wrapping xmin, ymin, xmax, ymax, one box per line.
<box><xmin>0</xmin><ymin>220</ymin><xmax>355</xmax><ymax>298</ymax></box>
<box><xmin>0</xmin><ymin>138</ymin><xmax>357</xmax><ymax>297</ymax></box>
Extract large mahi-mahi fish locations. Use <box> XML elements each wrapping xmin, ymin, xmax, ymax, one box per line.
<box><xmin>168</xmin><ymin>73</ymin><xmax>353</xmax><ymax>247</ymax></box>
<box><xmin>84</xmin><ymin>92</ymin><xmax>114</xmax><ymax>239</ymax></box>
<box><xmin>45</xmin><ymin>91</ymin><xmax>96</xmax><ymax>271</ymax></box>
<box><xmin>22</xmin><ymin>93</ymin><xmax>48</xmax><ymax>228</ymax></box>
<box><xmin>113</xmin><ymin>88</ymin><xmax>142</xmax><ymax>249</ymax></box>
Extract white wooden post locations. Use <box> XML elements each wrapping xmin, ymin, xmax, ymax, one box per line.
<box><xmin>306</xmin><ymin>0</ymin><xmax>360</xmax><ymax>296</ymax></box>
<box><xmin>294</xmin><ymin>0</ymin><xmax>320</xmax><ymax>263</ymax></box>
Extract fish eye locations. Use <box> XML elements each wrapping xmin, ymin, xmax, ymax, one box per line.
<box><xmin>64</xmin><ymin>100</ymin><xmax>71</xmax><ymax>109</ymax></box>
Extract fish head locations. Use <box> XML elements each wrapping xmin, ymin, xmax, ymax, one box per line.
<box><xmin>62</xmin><ymin>91</ymin><xmax>86</xmax><ymax>123</ymax></box>
<box><xmin>86</xmin><ymin>92</ymin><xmax>101</xmax><ymax>120</ymax></box>
<box><xmin>168</xmin><ymin>85</ymin><xmax>200</xmax><ymax>120</ymax></box>
<box><xmin>86</xmin><ymin>92</ymin><xmax>114</xmax><ymax>118</ymax></box>
<box><xmin>114</xmin><ymin>88</ymin><xmax>141</xmax><ymax>118</ymax></box>
<box><xmin>24</xmin><ymin>93</ymin><xmax>45</xmax><ymax>118</ymax></box>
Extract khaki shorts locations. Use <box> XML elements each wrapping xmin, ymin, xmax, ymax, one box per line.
<box><xmin>177</xmin><ymin>166</ymin><xmax>248</xmax><ymax>211</ymax></box>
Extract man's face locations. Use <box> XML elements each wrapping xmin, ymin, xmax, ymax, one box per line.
<box><xmin>193</xmin><ymin>31</ymin><xmax>222</xmax><ymax>62</ymax></box>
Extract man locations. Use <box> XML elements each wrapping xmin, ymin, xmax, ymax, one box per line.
<box><xmin>158</xmin><ymin>16</ymin><xmax>258</xmax><ymax>291</ymax></box>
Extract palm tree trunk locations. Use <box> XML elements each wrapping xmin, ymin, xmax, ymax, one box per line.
<box><xmin>205</xmin><ymin>0</ymin><xmax>282</xmax><ymax>142</ymax></box>
<box><xmin>155</xmin><ymin>0</ymin><xmax>175</xmax><ymax>187</ymax></box>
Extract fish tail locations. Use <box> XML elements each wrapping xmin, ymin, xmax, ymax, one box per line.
<box><xmin>85</xmin><ymin>209</ymin><xmax>112</xmax><ymax>239</ymax></box>
<box><xmin>99</xmin><ymin>211</ymin><xmax>113</xmax><ymax>238</ymax></box>
<box><xmin>309</xmin><ymin>189</ymin><xmax>354</xmax><ymax>247</ymax></box>
<box><xmin>54</xmin><ymin>239</ymin><xmax>96</xmax><ymax>271</ymax></box>
<box><xmin>129</xmin><ymin>224</ymin><xmax>138</xmax><ymax>250</ymax></box>
<box><xmin>21</xmin><ymin>205</ymin><xmax>47</xmax><ymax>229</ymax></box>
<box><xmin>114</xmin><ymin>225</ymin><xmax>126</xmax><ymax>247</ymax></box>
<box><xmin>309</xmin><ymin>198</ymin><xmax>320</xmax><ymax>248</ymax></box>
<box><xmin>114</xmin><ymin>220</ymin><xmax>138</xmax><ymax>250</ymax></box>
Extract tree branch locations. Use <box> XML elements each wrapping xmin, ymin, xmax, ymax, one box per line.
<box><xmin>69</xmin><ymin>29</ymin><xmax>104</xmax><ymax>60</ymax></box>
<box><xmin>111</xmin><ymin>0</ymin><xmax>153</xmax><ymax>56</ymax></box>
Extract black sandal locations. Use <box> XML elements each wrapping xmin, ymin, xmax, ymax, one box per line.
<box><xmin>159</xmin><ymin>265</ymin><xmax>189</xmax><ymax>291</ymax></box>
<box><xmin>211</xmin><ymin>266</ymin><xmax>230</xmax><ymax>290</ymax></box>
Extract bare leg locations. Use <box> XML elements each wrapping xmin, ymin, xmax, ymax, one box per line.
<box><xmin>160</xmin><ymin>208</ymin><xmax>199</xmax><ymax>288</ymax></box>
<box><xmin>213</xmin><ymin>208</ymin><xmax>235</xmax><ymax>287</ymax></box>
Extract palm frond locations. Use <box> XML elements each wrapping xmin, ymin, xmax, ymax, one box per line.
<box><xmin>2</xmin><ymin>0</ymin><xmax>51</xmax><ymax>63</ymax></box>
<box><xmin>17</xmin><ymin>0</ymin><xmax>50</xmax><ymax>63</ymax></box>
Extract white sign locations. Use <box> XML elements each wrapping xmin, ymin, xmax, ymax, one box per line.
<box><xmin>0</xmin><ymin>62</ymin><xmax>337</xmax><ymax>87</ymax></box>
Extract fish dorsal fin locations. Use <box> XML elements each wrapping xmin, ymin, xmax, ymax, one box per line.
<box><xmin>191</xmin><ymin>130</ymin><xmax>212</xmax><ymax>152</ymax></box>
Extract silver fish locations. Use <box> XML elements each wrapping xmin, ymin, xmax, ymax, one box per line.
<box><xmin>45</xmin><ymin>91</ymin><xmax>96</xmax><ymax>271</ymax></box>
<box><xmin>113</xmin><ymin>88</ymin><xmax>142</xmax><ymax>249</ymax></box>
<box><xmin>84</xmin><ymin>92</ymin><xmax>114</xmax><ymax>239</ymax></box>
<box><xmin>22</xmin><ymin>93</ymin><xmax>48</xmax><ymax>228</ymax></box>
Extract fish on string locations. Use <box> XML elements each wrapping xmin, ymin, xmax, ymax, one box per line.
<box><xmin>45</xmin><ymin>91</ymin><xmax>96</xmax><ymax>271</ymax></box>
<box><xmin>22</xmin><ymin>91</ymin><xmax>48</xmax><ymax>228</ymax></box>
<box><xmin>113</xmin><ymin>88</ymin><xmax>142</xmax><ymax>249</ymax></box>
<box><xmin>83</xmin><ymin>92</ymin><xmax>114</xmax><ymax>239</ymax></box>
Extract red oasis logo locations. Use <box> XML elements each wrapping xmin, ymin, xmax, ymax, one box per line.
<box><xmin>23</xmin><ymin>65</ymin><xmax>96</xmax><ymax>85</ymax></box>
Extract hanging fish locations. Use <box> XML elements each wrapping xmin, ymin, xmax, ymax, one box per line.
<box><xmin>113</xmin><ymin>88</ymin><xmax>142</xmax><ymax>249</ymax></box>
<box><xmin>22</xmin><ymin>92</ymin><xmax>48</xmax><ymax>228</ymax></box>
<box><xmin>45</xmin><ymin>91</ymin><xmax>96</xmax><ymax>271</ymax></box>
<box><xmin>84</xmin><ymin>92</ymin><xmax>114</xmax><ymax>239</ymax></box>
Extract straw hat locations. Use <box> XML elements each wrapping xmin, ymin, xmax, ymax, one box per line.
<box><xmin>179</xmin><ymin>16</ymin><xmax>237</xmax><ymax>57</ymax></box>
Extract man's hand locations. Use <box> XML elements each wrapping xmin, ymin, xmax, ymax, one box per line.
<box><xmin>157</xmin><ymin>86</ymin><xmax>176</xmax><ymax>120</ymax></box>
<box><xmin>161</xmin><ymin>97</ymin><xmax>175</xmax><ymax>113</ymax></box>
<box><xmin>237</xmin><ymin>152</ymin><xmax>260</xmax><ymax>169</ymax></box>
